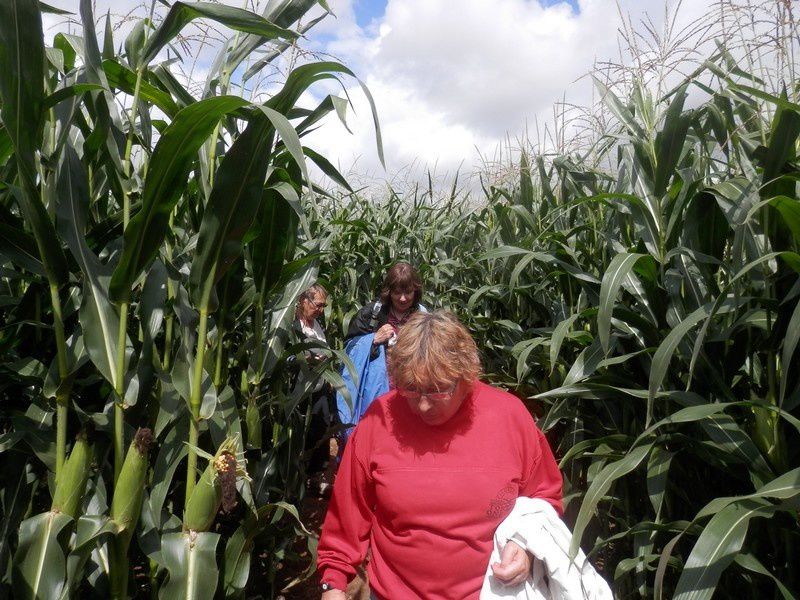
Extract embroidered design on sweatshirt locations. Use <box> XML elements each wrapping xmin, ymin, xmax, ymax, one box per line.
<box><xmin>486</xmin><ymin>484</ymin><xmax>516</xmax><ymax>518</ymax></box>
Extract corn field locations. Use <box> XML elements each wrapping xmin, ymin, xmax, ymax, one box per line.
<box><xmin>0</xmin><ymin>0</ymin><xmax>378</xmax><ymax>597</ymax></box>
<box><xmin>1</xmin><ymin>0</ymin><xmax>799</xmax><ymax>598</ymax></box>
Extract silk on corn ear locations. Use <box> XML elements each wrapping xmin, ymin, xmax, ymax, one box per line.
<box><xmin>184</xmin><ymin>437</ymin><xmax>249</xmax><ymax>533</ymax></box>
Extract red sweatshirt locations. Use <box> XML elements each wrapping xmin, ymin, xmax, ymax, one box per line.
<box><xmin>317</xmin><ymin>381</ymin><xmax>563</xmax><ymax>599</ymax></box>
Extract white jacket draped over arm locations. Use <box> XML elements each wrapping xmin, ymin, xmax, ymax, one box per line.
<box><xmin>480</xmin><ymin>497</ymin><xmax>613</xmax><ymax>600</ymax></box>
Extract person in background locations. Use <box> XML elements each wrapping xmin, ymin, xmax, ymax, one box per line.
<box><xmin>293</xmin><ymin>284</ymin><xmax>336</xmax><ymax>493</ymax></box>
<box><xmin>337</xmin><ymin>262</ymin><xmax>426</xmax><ymax>430</ymax></box>
<box><xmin>345</xmin><ymin>261</ymin><xmax>425</xmax><ymax>351</ymax></box>
<box><xmin>295</xmin><ymin>283</ymin><xmax>329</xmax><ymax>359</ymax></box>
<box><xmin>318</xmin><ymin>311</ymin><xmax>563</xmax><ymax>599</ymax></box>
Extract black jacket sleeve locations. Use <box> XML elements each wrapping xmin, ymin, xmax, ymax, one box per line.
<box><xmin>345</xmin><ymin>302</ymin><xmax>380</xmax><ymax>341</ymax></box>
<box><xmin>345</xmin><ymin>302</ymin><xmax>393</xmax><ymax>361</ymax></box>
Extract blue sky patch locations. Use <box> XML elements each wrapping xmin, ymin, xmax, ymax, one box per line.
<box><xmin>539</xmin><ymin>0</ymin><xmax>579</xmax><ymax>11</ymax></box>
<box><xmin>351</xmin><ymin>0</ymin><xmax>579</xmax><ymax>30</ymax></box>
<box><xmin>353</xmin><ymin>0</ymin><xmax>387</xmax><ymax>29</ymax></box>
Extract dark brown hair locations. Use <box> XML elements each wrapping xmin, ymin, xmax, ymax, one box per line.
<box><xmin>379</xmin><ymin>262</ymin><xmax>423</xmax><ymax>306</ymax></box>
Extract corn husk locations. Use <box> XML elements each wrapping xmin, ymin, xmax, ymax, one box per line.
<box><xmin>111</xmin><ymin>428</ymin><xmax>153</xmax><ymax>537</ymax></box>
<box><xmin>51</xmin><ymin>432</ymin><xmax>92</xmax><ymax>519</ymax></box>
<box><xmin>109</xmin><ymin>428</ymin><xmax>153</xmax><ymax>599</ymax></box>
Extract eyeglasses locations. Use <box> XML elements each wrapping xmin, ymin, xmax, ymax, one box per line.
<box><xmin>397</xmin><ymin>383</ymin><xmax>457</xmax><ymax>403</ymax></box>
<box><xmin>312</xmin><ymin>301</ymin><xmax>327</xmax><ymax>309</ymax></box>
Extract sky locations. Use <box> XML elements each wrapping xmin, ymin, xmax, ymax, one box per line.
<box><xmin>298</xmin><ymin>0</ymin><xmax>718</xmax><ymax>185</ymax></box>
<box><xmin>350</xmin><ymin>0</ymin><xmax>578</xmax><ymax>29</ymax></box>
<box><xmin>44</xmin><ymin>0</ymin><xmax>747</xmax><ymax>189</ymax></box>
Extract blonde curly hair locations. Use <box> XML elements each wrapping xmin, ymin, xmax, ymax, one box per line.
<box><xmin>388</xmin><ymin>310</ymin><xmax>482</xmax><ymax>391</ymax></box>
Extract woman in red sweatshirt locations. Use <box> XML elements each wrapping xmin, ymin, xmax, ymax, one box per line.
<box><xmin>318</xmin><ymin>311</ymin><xmax>563</xmax><ymax>599</ymax></box>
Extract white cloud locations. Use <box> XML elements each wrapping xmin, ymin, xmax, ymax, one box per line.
<box><xmin>304</xmin><ymin>0</ymin><xmax>726</xmax><ymax>181</ymax></box>
<box><xmin>43</xmin><ymin>0</ymin><xmax>792</xmax><ymax>191</ymax></box>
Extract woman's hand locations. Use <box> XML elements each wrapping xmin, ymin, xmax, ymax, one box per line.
<box><xmin>373</xmin><ymin>324</ymin><xmax>395</xmax><ymax>345</ymax></box>
<box><xmin>491</xmin><ymin>540</ymin><xmax>531</xmax><ymax>587</ymax></box>
<box><xmin>321</xmin><ymin>589</ymin><xmax>347</xmax><ymax>600</ymax></box>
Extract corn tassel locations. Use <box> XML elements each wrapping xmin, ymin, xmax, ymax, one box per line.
<box><xmin>51</xmin><ymin>431</ymin><xmax>92</xmax><ymax>519</ymax></box>
<box><xmin>184</xmin><ymin>437</ymin><xmax>248</xmax><ymax>532</ymax></box>
<box><xmin>109</xmin><ymin>428</ymin><xmax>153</xmax><ymax>600</ymax></box>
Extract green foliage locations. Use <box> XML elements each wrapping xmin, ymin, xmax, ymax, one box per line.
<box><xmin>1</xmin><ymin>1</ymin><xmax>798</xmax><ymax>598</ymax></box>
<box><xmin>0</xmin><ymin>1</ymin><xmax>374</xmax><ymax>597</ymax></box>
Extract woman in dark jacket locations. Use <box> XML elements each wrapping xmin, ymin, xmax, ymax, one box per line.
<box><xmin>345</xmin><ymin>261</ymin><xmax>425</xmax><ymax>349</ymax></box>
<box><xmin>338</xmin><ymin>262</ymin><xmax>426</xmax><ymax>429</ymax></box>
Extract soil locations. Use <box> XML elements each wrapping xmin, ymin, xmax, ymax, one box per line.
<box><xmin>272</xmin><ymin>439</ymin><xmax>370</xmax><ymax>600</ymax></box>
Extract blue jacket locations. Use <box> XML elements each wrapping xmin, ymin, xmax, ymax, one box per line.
<box><xmin>336</xmin><ymin>332</ymin><xmax>389</xmax><ymax>435</ymax></box>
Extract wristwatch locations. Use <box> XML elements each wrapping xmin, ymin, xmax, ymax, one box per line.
<box><xmin>321</xmin><ymin>582</ymin><xmax>340</xmax><ymax>593</ymax></box>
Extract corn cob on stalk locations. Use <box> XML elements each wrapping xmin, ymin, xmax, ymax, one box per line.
<box><xmin>51</xmin><ymin>431</ymin><xmax>92</xmax><ymax>519</ymax></box>
<box><xmin>184</xmin><ymin>437</ymin><xmax>248</xmax><ymax>532</ymax></box>
<box><xmin>111</xmin><ymin>428</ymin><xmax>153</xmax><ymax>537</ymax></box>
<box><xmin>109</xmin><ymin>428</ymin><xmax>153</xmax><ymax>599</ymax></box>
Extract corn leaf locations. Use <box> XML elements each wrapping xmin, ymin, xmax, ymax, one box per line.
<box><xmin>569</xmin><ymin>443</ymin><xmax>652</xmax><ymax>557</ymax></box>
<box><xmin>62</xmin><ymin>515</ymin><xmax>117</xmax><ymax>599</ymax></box>
<box><xmin>0</xmin><ymin>0</ymin><xmax>44</xmax><ymax>163</ymax></box>
<box><xmin>303</xmin><ymin>146</ymin><xmax>354</xmax><ymax>192</ymax></box>
<box><xmin>42</xmin><ymin>83</ymin><xmax>105</xmax><ymax>110</ymax></box>
<box><xmin>594</xmin><ymin>76</ymin><xmax>646</xmax><ymax>139</ymax></box>
<box><xmin>562</xmin><ymin>338</ymin><xmax>605</xmax><ymax>386</ymax></box>
<box><xmin>0</xmin><ymin>461</ymin><xmax>35</xmax><ymax>583</ymax></box>
<box><xmin>229</xmin><ymin>0</ymin><xmax>325</xmax><ymax>76</ymax></box>
<box><xmin>255</xmin><ymin>105</ymin><xmax>311</xmax><ymax>193</ymax></box>
<box><xmin>770</xmin><ymin>196</ymin><xmax>800</xmax><ymax>245</ymax></box>
<box><xmin>208</xmin><ymin>386</ymin><xmax>243</xmax><ymax>453</ymax></box>
<box><xmin>57</xmin><ymin>145</ymin><xmax>129</xmax><ymax>388</ymax></box>
<box><xmin>649</xmin><ymin>299</ymin><xmax>739</xmax><ymax>425</ymax></box>
<box><xmin>654</xmin><ymin>84</ymin><xmax>692</xmax><ymax>197</ymax></box>
<box><xmin>102</xmin><ymin>59</ymin><xmax>179</xmax><ymax>118</ymax></box>
<box><xmin>159</xmin><ymin>531</ymin><xmax>220</xmax><ymax>600</ymax></box>
<box><xmin>260</xmin><ymin>255</ymin><xmax>319</xmax><ymax>376</ymax></box>
<box><xmin>252</xmin><ymin>190</ymin><xmax>299</xmax><ymax>298</ymax></box>
<box><xmin>698</xmin><ymin>413</ymin><xmax>773</xmax><ymax>488</ymax></box>
<box><xmin>646</xmin><ymin>446</ymin><xmax>673</xmax><ymax>519</ymax></box>
<box><xmin>733</xmin><ymin>553</ymin><xmax>797</xmax><ymax>600</ymax></box>
<box><xmin>266</xmin><ymin>61</ymin><xmax>383</xmax><ymax>166</ymax></box>
<box><xmin>780</xmin><ymin>298</ymin><xmax>800</xmax><ymax>406</ymax></box>
<box><xmin>673</xmin><ymin>499</ymin><xmax>776</xmax><ymax>600</ymax></box>
<box><xmin>110</xmin><ymin>96</ymin><xmax>249</xmax><ymax>303</ymax></box>
<box><xmin>141</xmin><ymin>2</ymin><xmax>298</xmax><ymax>66</ymax></box>
<box><xmin>0</xmin><ymin>0</ymin><xmax>68</xmax><ymax>285</ymax></box>
<box><xmin>222</xmin><ymin>501</ymin><xmax>312</xmax><ymax>596</ymax></box>
<box><xmin>148</xmin><ymin>420</ymin><xmax>190</xmax><ymax>537</ymax></box>
<box><xmin>760</xmin><ymin>106</ymin><xmax>800</xmax><ymax>199</ymax></box>
<box><xmin>0</xmin><ymin>222</ymin><xmax>45</xmax><ymax>276</ymax></box>
<box><xmin>136</xmin><ymin>260</ymin><xmax>167</xmax><ymax>404</ymax></box>
<box><xmin>12</xmin><ymin>512</ymin><xmax>71</xmax><ymax>600</ymax></box>
<box><xmin>189</xmin><ymin>111</ymin><xmax>276</xmax><ymax>312</ymax></box>
<box><xmin>687</xmin><ymin>251</ymin><xmax>800</xmax><ymax>387</ymax></box>
<box><xmin>598</xmin><ymin>252</ymin><xmax>646</xmax><ymax>353</ymax></box>
<box><xmin>172</xmin><ymin>351</ymin><xmax>216</xmax><ymax>420</ymax></box>
<box><xmin>694</xmin><ymin>467</ymin><xmax>800</xmax><ymax>520</ymax></box>
<box><xmin>549</xmin><ymin>313</ymin><xmax>580</xmax><ymax>375</ymax></box>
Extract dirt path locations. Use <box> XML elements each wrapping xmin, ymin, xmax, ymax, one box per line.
<box><xmin>274</xmin><ymin>440</ymin><xmax>370</xmax><ymax>600</ymax></box>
